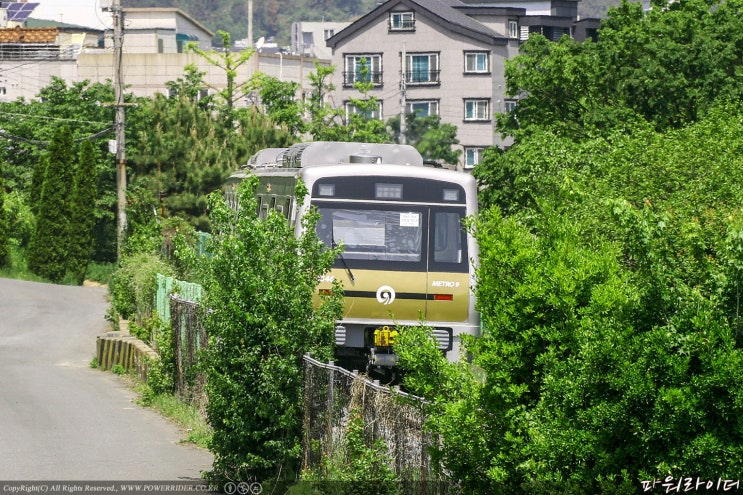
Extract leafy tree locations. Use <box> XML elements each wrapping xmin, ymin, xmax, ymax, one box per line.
<box><xmin>409</xmin><ymin>99</ymin><xmax>743</xmax><ymax>493</ymax></box>
<box><xmin>252</xmin><ymin>74</ymin><xmax>304</xmax><ymax>135</ymax></box>
<box><xmin>0</xmin><ymin>163</ymin><xmax>9</xmax><ymax>267</ymax></box>
<box><xmin>305</xmin><ymin>60</ymin><xmax>391</xmax><ymax>143</ymax></box>
<box><xmin>387</xmin><ymin>114</ymin><xmax>461</xmax><ymax>165</ymax></box>
<box><xmin>187</xmin><ymin>31</ymin><xmax>254</xmax><ymax>122</ymax></box>
<box><xmin>164</xmin><ymin>64</ymin><xmax>215</xmax><ymax>110</ymax></box>
<box><xmin>27</xmin><ymin>125</ymin><xmax>76</xmax><ymax>283</ymax></box>
<box><xmin>69</xmin><ymin>140</ymin><xmax>98</xmax><ymax>284</ymax></box>
<box><xmin>341</xmin><ymin>60</ymin><xmax>390</xmax><ymax>143</ymax></box>
<box><xmin>305</xmin><ymin>62</ymin><xmax>346</xmax><ymax>141</ymax></box>
<box><xmin>199</xmin><ymin>177</ymin><xmax>342</xmax><ymax>484</ymax></box>
<box><xmin>497</xmin><ymin>0</ymin><xmax>743</xmax><ymax>140</ymax></box>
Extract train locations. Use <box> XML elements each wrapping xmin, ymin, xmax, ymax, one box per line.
<box><xmin>225</xmin><ymin>141</ymin><xmax>479</xmax><ymax>376</ymax></box>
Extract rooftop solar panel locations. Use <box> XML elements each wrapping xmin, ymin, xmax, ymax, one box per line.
<box><xmin>1</xmin><ymin>2</ymin><xmax>39</xmax><ymax>22</ymax></box>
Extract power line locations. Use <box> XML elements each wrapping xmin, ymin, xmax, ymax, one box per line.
<box><xmin>0</xmin><ymin>125</ymin><xmax>116</xmax><ymax>146</ymax></box>
<box><xmin>0</xmin><ymin>111</ymin><xmax>111</xmax><ymax>126</ymax></box>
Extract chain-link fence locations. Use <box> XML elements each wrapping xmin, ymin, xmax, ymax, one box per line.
<box><xmin>302</xmin><ymin>354</ymin><xmax>456</xmax><ymax>493</ymax></box>
<box><xmin>169</xmin><ymin>295</ymin><xmax>207</xmax><ymax>407</ymax></box>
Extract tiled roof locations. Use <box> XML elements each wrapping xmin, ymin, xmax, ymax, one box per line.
<box><xmin>0</xmin><ymin>26</ymin><xmax>57</xmax><ymax>43</ymax></box>
<box><xmin>327</xmin><ymin>0</ymin><xmax>508</xmax><ymax>48</ymax></box>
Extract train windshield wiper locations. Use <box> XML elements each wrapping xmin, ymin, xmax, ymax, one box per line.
<box><xmin>331</xmin><ymin>234</ymin><xmax>355</xmax><ymax>284</ymax></box>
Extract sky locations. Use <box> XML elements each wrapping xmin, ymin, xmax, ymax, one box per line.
<box><xmin>31</xmin><ymin>0</ymin><xmax>112</xmax><ymax>29</ymax></box>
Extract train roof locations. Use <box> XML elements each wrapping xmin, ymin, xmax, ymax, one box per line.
<box><xmin>242</xmin><ymin>142</ymin><xmax>424</xmax><ymax>169</ymax></box>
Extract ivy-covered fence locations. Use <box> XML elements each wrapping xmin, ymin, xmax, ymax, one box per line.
<box><xmin>301</xmin><ymin>354</ymin><xmax>452</xmax><ymax>491</ymax></box>
<box><xmin>155</xmin><ymin>274</ymin><xmax>206</xmax><ymax>403</ymax></box>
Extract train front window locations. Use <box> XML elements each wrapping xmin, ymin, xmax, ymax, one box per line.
<box><xmin>434</xmin><ymin>212</ymin><xmax>462</xmax><ymax>263</ymax></box>
<box><xmin>317</xmin><ymin>208</ymin><xmax>422</xmax><ymax>262</ymax></box>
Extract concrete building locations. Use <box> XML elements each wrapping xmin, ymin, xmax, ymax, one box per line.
<box><xmin>291</xmin><ymin>21</ymin><xmax>351</xmax><ymax>59</ymax></box>
<box><xmin>326</xmin><ymin>0</ymin><xmax>599</xmax><ymax>169</ymax></box>
<box><xmin>0</xmin><ymin>6</ymin><xmax>325</xmax><ymax>106</ymax></box>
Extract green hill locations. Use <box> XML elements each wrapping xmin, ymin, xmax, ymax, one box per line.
<box><xmin>123</xmin><ymin>0</ymin><xmax>622</xmax><ymax>48</ymax></box>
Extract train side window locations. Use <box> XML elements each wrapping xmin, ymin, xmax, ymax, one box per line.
<box><xmin>276</xmin><ymin>196</ymin><xmax>284</xmax><ymax>216</ymax></box>
<box><xmin>434</xmin><ymin>212</ymin><xmax>462</xmax><ymax>263</ymax></box>
<box><xmin>258</xmin><ymin>196</ymin><xmax>269</xmax><ymax>219</ymax></box>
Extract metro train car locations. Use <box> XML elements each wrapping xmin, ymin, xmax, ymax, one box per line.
<box><xmin>225</xmin><ymin>141</ymin><xmax>479</xmax><ymax>375</ymax></box>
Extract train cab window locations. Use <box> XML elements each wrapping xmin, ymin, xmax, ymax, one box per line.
<box><xmin>434</xmin><ymin>212</ymin><xmax>463</xmax><ymax>263</ymax></box>
<box><xmin>318</xmin><ymin>208</ymin><xmax>422</xmax><ymax>262</ymax></box>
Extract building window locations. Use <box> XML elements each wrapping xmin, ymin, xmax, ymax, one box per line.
<box><xmin>464</xmin><ymin>51</ymin><xmax>489</xmax><ymax>74</ymax></box>
<box><xmin>508</xmin><ymin>20</ymin><xmax>519</xmax><ymax>38</ymax></box>
<box><xmin>346</xmin><ymin>100</ymin><xmax>383</xmax><ymax>120</ymax></box>
<box><xmin>464</xmin><ymin>99</ymin><xmax>490</xmax><ymax>121</ymax></box>
<box><xmin>405</xmin><ymin>53</ymin><xmax>439</xmax><ymax>84</ymax></box>
<box><xmin>407</xmin><ymin>100</ymin><xmax>439</xmax><ymax>117</ymax></box>
<box><xmin>504</xmin><ymin>99</ymin><xmax>518</xmax><ymax>113</ymax></box>
<box><xmin>324</xmin><ymin>29</ymin><xmax>335</xmax><ymax>40</ymax></box>
<box><xmin>157</xmin><ymin>38</ymin><xmax>164</xmax><ymax>53</ymax></box>
<box><xmin>343</xmin><ymin>54</ymin><xmax>383</xmax><ymax>87</ymax></box>
<box><xmin>389</xmin><ymin>11</ymin><xmax>415</xmax><ymax>31</ymax></box>
<box><xmin>464</xmin><ymin>147</ymin><xmax>484</xmax><ymax>169</ymax></box>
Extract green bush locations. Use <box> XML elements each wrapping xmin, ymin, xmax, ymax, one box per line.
<box><xmin>199</xmin><ymin>178</ymin><xmax>342</xmax><ymax>484</ymax></box>
<box><xmin>108</xmin><ymin>252</ymin><xmax>174</xmax><ymax>323</ymax></box>
<box><xmin>4</xmin><ymin>190</ymin><xmax>35</xmax><ymax>249</ymax></box>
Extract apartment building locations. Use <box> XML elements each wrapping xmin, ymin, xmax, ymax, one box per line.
<box><xmin>326</xmin><ymin>0</ymin><xmax>599</xmax><ymax>169</ymax></box>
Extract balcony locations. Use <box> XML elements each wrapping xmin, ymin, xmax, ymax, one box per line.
<box><xmin>342</xmin><ymin>70</ymin><xmax>383</xmax><ymax>88</ymax></box>
<box><xmin>404</xmin><ymin>70</ymin><xmax>440</xmax><ymax>86</ymax></box>
<box><xmin>388</xmin><ymin>18</ymin><xmax>415</xmax><ymax>31</ymax></box>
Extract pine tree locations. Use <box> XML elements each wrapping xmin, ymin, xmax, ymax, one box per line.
<box><xmin>27</xmin><ymin>125</ymin><xmax>76</xmax><ymax>283</ymax></box>
<box><xmin>69</xmin><ymin>140</ymin><xmax>98</xmax><ymax>284</ymax></box>
<box><xmin>29</xmin><ymin>154</ymin><xmax>48</xmax><ymax>217</ymax></box>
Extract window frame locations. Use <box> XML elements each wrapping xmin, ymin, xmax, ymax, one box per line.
<box><xmin>504</xmin><ymin>99</ymin><xmax>518</xmax><ymax>113</ymax></box>
<box><xmin>343</xmin><ymin>54</ymin><xmax>383</xmax><ymax>87</ymax></box>
<box><xmin>464</xmin><ymin>51</ymin><xmax>490</xmax><ymax>74</ymax></box>
<box><xmin>508</xmin><ymin>20</ymin><xmax>519</xmax><ymax>39</ymax></box>
<box><xmin>345</xmin><ymin>100</ymin><xmax>383</xmax><ymax>120</ymax></box>
<box><xmin>464</xmin><ymin>147</ymin><xmax>485</xmax><ymax>169</ymax></box>
<box><xmin>463</xmin><ymin>99</ymin><xmax>491</xmax><ymax>122</ymax></box>
<box><xmin>405</xmin><ymin>52</ymin><xmax>440</xmax><ymax>85</ymax></box>
<box><xmin>389</xmin><ymin>11</ymin><xmax>415</xmax><ymax>31</ymax></box>
<box><xmin>406</xmin><ymin>99</ymin><xmax>439</xmax><ymax>117</ymax></box>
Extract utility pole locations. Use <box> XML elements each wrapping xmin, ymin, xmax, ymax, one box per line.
<box><xmin>247</xmin><ymin>0</ymin><xmax>253</xmax><ymax>48</ymax></box>
<box><xmin>400</xmin><ymin>41</ymin><xmax>406</xmax><ymax>145</ymax></box>
<box><xmin>113</xmin><ymin>0</ymin><xmax>126</xmax><ymax>259</ymax></box>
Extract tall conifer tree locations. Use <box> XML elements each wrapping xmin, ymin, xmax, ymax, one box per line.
<box><xmin>70</xmin><ymin>140</ymin><xmax>97</xmax><ymax>284</ymax></box>
<box><xmin>27</xmin><ymin>125</ymin><xmax>75</xmax><ymax>283</ymax></box>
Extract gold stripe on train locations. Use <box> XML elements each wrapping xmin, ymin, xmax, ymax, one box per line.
<box><xmin>315</xmin><ymin>269</ymin><xmax>470</xmax><ymax>323</ymax></box>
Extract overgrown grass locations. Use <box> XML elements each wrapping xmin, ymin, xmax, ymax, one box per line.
<box><xmin>133</xmin><ymin>381</ymin><xmax>212</xmax><ymax>449</ymax></box>
<box><xmin>0</xmin><ymin>245</ymin><xmax>49</xmax><ymax>282</ymax></box>
<box><xmin>0</xmin><ymin>244</ymin><xmax>116</xmax><ymax>286</ymax></box>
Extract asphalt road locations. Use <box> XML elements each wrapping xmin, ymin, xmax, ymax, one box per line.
<box><xmin>0</xmin><ymin>278</ymin><xmax>213</xmax><ymax>480</ymax></box>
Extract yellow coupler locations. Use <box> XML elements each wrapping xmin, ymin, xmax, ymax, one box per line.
<box><xmin>96</xmin><ymin>320</ymin><xmax>158</xmax><ymax>381</ymax></box>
